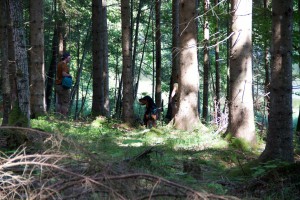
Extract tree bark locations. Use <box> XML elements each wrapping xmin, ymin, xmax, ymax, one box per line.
<box><xmin>8</xmin><ymin>0</ymin><xmax>31</xmax><ymax>127</ymax></box>
<box><xmin>0</xmin><ymin>0</ymin><xmax>11</xmax><ymax>125</ymax></box>
<box><xmin>92</xmin><ymin>0</ymin><xmax>103</xmax><ymax>117</ymax></box>
<box><xmin>173</xmin><ymin>0</ymin><xmax>200</xmax><ymax>131</ymax></box>
<box><xmin>214</xmin><ymin>0</ymin><xmax>220</xmax><ymax>125</ymax></box>
<box><xmin>227</xmin><ymin>0</ymin><xmax>256</xmax><ymax>144</ymax></box>
<box><xmin>45</xmin><ymin>27</ymin><xmax>58</xmax><ymax>112</ymax></box>
<box><xmin>101</xmin><ymin>0</ymin><xmax>110</xmax><ymax>117</ymax></box>
<box><xmin>155</xmin><ymin>0</ymin><xmax>162</xmax><ymax>109</ymax></box>
<box><xmin>29</xmin><ymin>0</ymin><xmax>46</xmax><ymax>118</ymax></box>
<box><xmin>132</xmin><ymin>1</ymin><xmax>143</xmax><ymax>99</ymax></box>
<box><xmin>166</xmin><ymin>0</ymin><xmax>180</xmax><ymax>122</ymax></box>
<box><xmin>121</xmin><ymin>0</ymin><xmax>135</xmax><ymax>124</ymax></box>
<box><xmin>202</xmin><ymin>0</ymin><xmax>210</xmax><ymax>123</ymax></box>
<box><xmin>260</xmin><ymin>0</ymin><xmax>294</xmax><ymax>162</ymax></box>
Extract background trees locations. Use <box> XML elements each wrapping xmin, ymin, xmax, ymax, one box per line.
<box><xmin>0</xmin><ymin>0</ymin><xmax>299</xmax><ymax>161</ymax></box>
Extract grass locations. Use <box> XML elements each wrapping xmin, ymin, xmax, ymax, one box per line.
<box><xmin>2</xmin><ymin>116</ymin><xmax>293</xmax><ymax>199</ymax></box>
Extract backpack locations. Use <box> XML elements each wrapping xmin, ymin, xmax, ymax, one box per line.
<box><xmin>62</xmin><ymin>76</ymin><xmax>72</xmax><ymax>89</ymax></box>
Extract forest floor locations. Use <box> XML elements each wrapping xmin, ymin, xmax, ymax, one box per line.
<box><xmin>1</xmin><ymin>116</ymin><xmax>300</xmax><ymax>199</ymax></box>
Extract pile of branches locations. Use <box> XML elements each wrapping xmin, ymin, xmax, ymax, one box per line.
<box><xmin>0</xmin><ymin>128</ymin><xmax>239</xmax><ymax>200</ymax></box>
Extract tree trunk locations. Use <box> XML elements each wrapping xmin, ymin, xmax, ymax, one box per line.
<box><xmin>101</xmin><ymin>0</ymin><xmax>110</xmax><ymax>117</ymax></box>
<box><xmin>46</xmin><ymin>0</ymin><xmax>59</xmax><ymax>112</ymax></box>
<box><xmin>226</xmin><ymin>2</ymin><xmax>230</xmax><ymax>104</ymax></box>
<box><xmin>202</xmin><ymin>0</ymin><xmax>210</xmax><ymax>123</ymax></box>
<box><xmin>30</xmin><ymin>0</ymin><xmax>46</xmax><ymax>118</ymax></box>
<box><xmin>155</xmin><ymin>0</ymin><xmax>162</xmax><ymax>110</ymax></box>
<box><xmin>132</xmin><ymin>1</ymin><xmax>143</xmax><ymax>99</ymax></box>
<box><xmin>214</xmin><ymin>0</ymin><xmax>220</xmax><ymax>125</ymax></box>
<box><xmin>259</xmin><ymin>0</ymin><xmax>294</xmax><ymax>162</ymax></box>
<box><xmin>121</xmin><ymin>0</ymin><xmax>135</xmax><ymax>124</ymax></box>
<box><xmin>8</xmin><ymin>0</ymin><xmax>31</xmax><ymax>127</ymax></box>
<box><xmin>166</xmin><ymin>0</ymin><xmax>179</xmax><ymax>122</ymax></box>
<box><xmin>0</xmin><ymin>0</ymin><xmax>11</xmax><ymax>125</ymax></box>
<box><xmin>92</xmin><ymin>0</ymin><xmax>103</xmax><ymax>117</ymax></box>
<box><xmin>173</xmin><ymin>0</ymin><xmax>200</xmax><ymax>131</ymax></box>
<box><xmin>261</xmin><ymin>0</ymin><xmax>270</xmax><ymax>130</ymax></box>
<box><xmin>227</xmin><ymin>0</ymin><xmax>256</xmax><ymax>144</ymax></box>
<box><xmin>45</xmin><ymin>27</ymin><xmax>58</xmax><ymax>112</ymax></box>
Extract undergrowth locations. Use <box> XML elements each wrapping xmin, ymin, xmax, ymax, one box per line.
<box><xmin>8</xmin><ymin>116</ymin><xmax>293</xmax><ymax>199</ymax></box>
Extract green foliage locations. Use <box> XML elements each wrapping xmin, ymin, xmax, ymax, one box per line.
<box><xmin>205</xmin><ymin>183</ymin><xmax>227</xmax><ymax>195</ymax></box>
<box><xmin>230</xmin><ymin>137</ymin><xmax>252</xmax><ymax>152</ymax></box>
<box><xmin>8</xmin><ymin>103</ymin><xmax>29</xmax><ymax>127</ymax></box>
<box><xmin>28</xmin><ymin>117</ymin><xmax>300</xmax><ymax>199</ymax></box>
<box><xmin>250</xmin><ymin>160</ymin><xmax>290</xmax><ymax>178</ymax></box>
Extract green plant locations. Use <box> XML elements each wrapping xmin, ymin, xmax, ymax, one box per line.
<box><xmin>250</xmin><ymin>160</ymin><xmax>289</xmax><ymax>178</ymax></box>
<box><xmin>206</xmin><ymin>183</ymin><xmax>227</xmax><ymax>195</ymax></box>
<box><xmin>230</xmin><ymin>137</ymin><xmax>252</xmax><ymax>152</ymax></box>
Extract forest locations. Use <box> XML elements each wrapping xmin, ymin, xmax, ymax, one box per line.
<box><xmin>0</xmin><ymin>0</ymin><xmax>300</xmax><ymax>199</ymax></box>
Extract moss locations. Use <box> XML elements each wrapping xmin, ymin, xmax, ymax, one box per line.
<box><xmin>227</xmin><ymin>160</ymin><xmax>260</xmax><ymax>177</ymax></box>
<box><xmin>8</xmin><ymin>103</ymin><xmax>29</xmax><ymax>127</ymax></box>
<box><xmin>224</xmin><ymin>132</ymin><xmax>233</xmax><ymax>141</ymax></box>
<box><xmin>230</xmin><ymin>137</ymin><xmax>252</xmax><ymax>152</ymax></box>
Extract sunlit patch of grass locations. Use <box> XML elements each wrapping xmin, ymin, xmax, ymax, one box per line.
<box><xmin>30</xmin><ymin>116</ymin><xmax>264</xmax><ymax>197</ymax></box>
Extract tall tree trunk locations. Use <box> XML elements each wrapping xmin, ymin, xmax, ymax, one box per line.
<box><xmin>46</xmin><ymin>0</ymin><xmax>59</xmax><ymax>112</ymax></box>
<box><xmin>226</xmin><ymin>1</ymin><xmax>230</xmax><ymax>104</ymax></box>
<box><xmin>262</xmin><ymin>0</ymin><xmax>270</xmax><ymax>130</ymax></box>
<box><xmin>101</xmin><ymin>0</ymin><xmax>110</xmax><ymax>117</ymax></box>
<box><xmin>92</xmin><ymin>0</ymin><xmax>103</xmax><ymax>116</ymax></box>
<box><xmin>173</xmin><ymin>0</ymin><xmax>200</xmax><ymax>131</ymax></box>
<box><xmin>296</xmin><ymin>0</ymin><xmax>300</xmax><ymax>136</ymax></box>
<box><xmin>8</xmin><ymin>0</ymin><xmax>31</xmax><ymax>127</ymax></box>
<box><xmin>30</xmin><ymin>0</ymin><xmax>46</xmax><ymax>118</ymax></box>
<box><xmin>121</xmin><ymin>0</ymin><xmax>135</xmax><ymax>124</ymax></box>
<box><xmin>227</xmin><ymin>0</ymin><xmax>256</xmax><ymax>144</ymax></box>
<box><xmin>0</xmin><ymin>0</ymin><xmax>11</xmax><ymax>125</ymax></box>
<box><xmin>155</xmin><ymin>0</ymin><xmax>162</xmax><ymax>109</ymax></box>
<box><xmin>259</xmin><ymin>0</ymin><xmax>294</xmax><ymax>162</ymax></box>
<box><xmin>202</xmin><ymin>0</ymin><xmax>210</xmax><ymax>123</ymax></box>
<box><xmin>46</xmin><ymin>27</ymin><xmax>58</xmax><ymax>112</ymax></box>
<box><xmin>214</xmin><ymin>0</ymin><xmax>220</xmax><ymax>125</ymax></box>
<box><xmin>132</xmin><ymin>1</ymin><xmax>143</xmax><ymax>99</ymax></box>
<box><xmin>166</xmin><ymin>0</ymin><xmax>180</xmax><ymax>122</ymax></box>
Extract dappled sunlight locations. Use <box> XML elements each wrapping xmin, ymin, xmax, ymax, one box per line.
<box><xmin>0</xmin><ymin>116</ymin><xmax>295</xmax><ymax>199</ymax></box>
